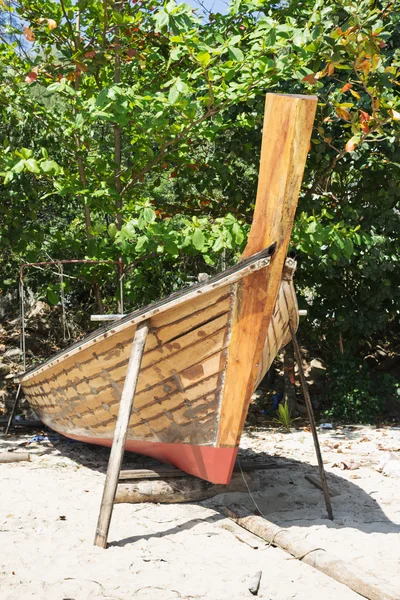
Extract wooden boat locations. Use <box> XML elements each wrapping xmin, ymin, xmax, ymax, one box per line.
<box><xmin>15</xmin><ymin>93</ymin><xmax>317</xmax><ymax>484</ymax></box>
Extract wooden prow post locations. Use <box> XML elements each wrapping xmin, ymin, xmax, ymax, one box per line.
<box><xmin>217</xmin><ymin>93</ymin><xmax>318</xmax><ymax>449</ymax></box>
<box><xmin>94</xmin><ymin>321</ymin><xmax>149</xmax><ymax>548</ymax></box>
<box><xmin>242</xmin><ymin>93</ymin><xmax>317</xmax><ymax>260</ymax></box>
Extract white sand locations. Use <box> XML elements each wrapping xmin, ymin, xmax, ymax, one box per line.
<box><xmin>1</xmin><ymin>424</ymin><xmax>399</xmax><ymax>600</ymax></box>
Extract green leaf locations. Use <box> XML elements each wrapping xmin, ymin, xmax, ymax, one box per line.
<box><xmin>87</xmin><ymin>239</ymin><xmax>98</xmax><ymax>257</ymax></box>
<box><xmin>41</xmin><ymin>160</ymin><xmax>60</xmax><ymax>174</ymax></box>
<box><xmin>197</xmin><ymin>51</ymin><xmax>211</xmax><ymax>67</ymax></box>
<box><xmin>135</xmin><ymin>235</ymin><xmax>148</xmax><ymax>252</ymax></box>
<box><xmin>168</xmin><ymin>82</ymin><xmax>180</xmax><ymax>104</ymax></box>
<box><xmin>164</xmin><ymin>237</ymin><xmax>179</xmax><ymax>255</ymax></box>
<box><xmin>203</xmin><ymin>254</ymin><xmax>215</xmax><ymax>265</ymax></box>
<box><xmin>192</xmin><ymin>228</ymin><xmax>205</xmax><ymax>251</ymax></box>
<box><xmin>213</xmin><ymin>236</ymin><xmax>224</xmax><ymax>252</ymax></box>
<box><xmin>12</xmin><ymin>160</ymin><xmax>25</xmax><ymax>174</ymax></box>
<box><xmin>232</xmin><ymin>222</ymin><xmax>244</xmax><ymax>245</ymax></box>
<box><xmin>342</xmin><ymin>238</ymin><xmax>354</xmax><ymax>259</ymax></box>
<box><xmin>228</xmin><ymin>46</ymin><xmax>244</xmax><ymax>62</ymax></box>
<box><xmin>108</xmin><ymin>223</ymin><xmax>118</xmax><ymax>239</ymax></box>
<box><xmin>176</xmin><ymin>77</ymin><xmax>188</xmax><ymax>94</ymax></box>
<box><xmin>46</xmin><ymin>288</ymin><xmax>59</xmax><ymax>306</ymax></box>
<box><xmin>143</xmin><ymin>207</ymin><xmax>156</xmax><ymax>223</ymax></box>
<box><xmin>25</xmin><ymin>159</ymin><xmax>40</xmax><ymax>174</ymax></box>
<box><xmin>46</xmin><ymin>82</ymin><xmax>63</xmax><ymax>93</ymax></box>
<box><xmin>306</xmin><ymin>220</ymin><xmax>318</xmax><ymax>234</ymax></box>
<box><xmin>155</xmin><ymin>10</ymin><xmax>169</xmax><ymax>31</ymax></box>
<box><xmin>20</xmin><ymin>148</ymin><xmax>32</xmax><ymax>160</ymax></box>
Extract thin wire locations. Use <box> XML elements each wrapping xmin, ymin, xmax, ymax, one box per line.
<box><xmin>237</xmin><ymin>459</ymin><xmax>292</xmax><ymax>549</ymax></box>
<box><xmin>237</xmin><ymin>459</ymin><xmax>268</xmax><ymax>521</ymax></box>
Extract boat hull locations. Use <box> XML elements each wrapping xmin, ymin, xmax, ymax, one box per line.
<box><xmin>67</xmin><ymin>433</ymin><xmax>238</xmax><ymax>484</ymax></box>
<box><xmin>18</xmin><ymin>261</ymin><xmax>298</xmax><ymax>484</ymax></box>
<box><xmin>16</xmin><ymin>93</ymin><xmax>317</xmax><ymax>485</ymax></box>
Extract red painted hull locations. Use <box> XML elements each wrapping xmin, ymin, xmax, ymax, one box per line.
<box><xmin>66</xmin><ymin>432</ymin><xmax>238</xmax><ymax>484</ymax></box>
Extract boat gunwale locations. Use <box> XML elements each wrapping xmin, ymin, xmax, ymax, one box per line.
<box><xmin>15</xmin><ymin>244</ymin><xmax>275</xmax><ymax>384</ymax></box>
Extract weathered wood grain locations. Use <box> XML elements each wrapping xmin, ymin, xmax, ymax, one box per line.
<box><xmin>216</xmin><ymin>94</ymin><xmax>317</xmax><ymax>448</ymax></box>
<box><xmin>94</xmin><ymin>322</ymin><xmax>149</xmax><ymax>549</ymax></box>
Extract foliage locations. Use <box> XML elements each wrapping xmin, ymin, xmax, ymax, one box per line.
<box><xmin>0</xmin><ymin>0</ymin><xmax>399</xmax><ymax>422</ymax></box>
<box><xmin>323</xmin><ymin>354</ymin><xmax>399</xmax><ymax>423</ymax></box>
<box><xmin>0</xmin><ymin>0</ymin><xmax>313</xmax><ymax>306</ymax></box>
<box><xmin>280</xmin><ymin>0</ymin><xmax>400</xmax><ymax>350</ymax></box>
<box><xmin>273</xmin><ymin>399</ymin><xmax>299</xmax><ymax>431</ymax></box>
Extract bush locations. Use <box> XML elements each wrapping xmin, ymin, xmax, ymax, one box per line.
<box><xmin>324</xmin><ymin>357</ymin><xmax>398</xmax><ymax>424</ymax></box>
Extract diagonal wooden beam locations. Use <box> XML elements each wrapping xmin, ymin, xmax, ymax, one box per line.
<box><xmin>94</xmin><ymin>321</ymin><xmax>149</xmax><ymax>548</ymax></box>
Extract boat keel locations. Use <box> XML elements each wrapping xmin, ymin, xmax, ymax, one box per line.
<box><xmin>67</xmin><ymin>434</ymin><xmax>239</xmax><ymax>484</ymax></box>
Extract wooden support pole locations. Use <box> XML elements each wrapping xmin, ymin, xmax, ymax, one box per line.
<box><xmin>94</xmin><ymin>321</ymin><xmax>149</xmax><ymax>549</ymax></box>
<box><xmin>289</xmin><ymin>321</ymin><xmax>333</xmax><ymax>520</ymax></box>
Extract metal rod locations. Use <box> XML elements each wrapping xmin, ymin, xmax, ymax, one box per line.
<box><xmin>19</xmin><ymin>259</ymin><xmax>122</xmax><ymax>281</ymax></box>
<box><xmin>94</xmin><ymin>321</ymin><xmax>149</xmax><ymax>548</ymax></box>
<box><xmin>19</xmin><ymin>259</ymin><xmax>124</xmax><ymax>318</ymax></box>
<box><xmin>119</xmin><ymin>257</ymin><xmax>124</xmax><ymax>315</ymax></box>
<box><xmin>5</xmin><ymin>385</ymin><xmax>22</xmax><ymax>435</ymax></box>
<box><xmin>289</xmin><ymin>320</ymin><xmax>334</xmax><ymax>521</ymax></box>
<box><xmin>91</xmin><ymin>315</ymin><xmax>126</xmax><ymax>322</ymax></box>
<box><xmin>20</xmin><ymin>278</ymin><xmax>26</xmax><ymax>372</ymax></box>
<box><xmin>6</xmin><ymin>280</ymin><xmax>26</xmax><ymax>435</ymax></box>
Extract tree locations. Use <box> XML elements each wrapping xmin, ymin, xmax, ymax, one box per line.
<box><xmin>0</xmin><ymin>0</ymin><xmax>398</xmax><ymax>364</ymax></box>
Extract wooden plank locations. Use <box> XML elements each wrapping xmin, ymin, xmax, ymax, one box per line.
<box><xmin>0</xmin><ymin>417</ymin><xmax>43</xmax><ymax>427</ymax></box>
<box><xmin>94</xmin><ymin>321</ymin><xmax>149</xmax><ymax>549</ymax></box>
<box><xmin>217</xmin><ymin>93</ymin><xmax>317</xmax><ymax>448</ymax></box>
<box><xmin>305</xmin><ymin>474</ymin><xmax>324</xmax><ymax>492</ymax></box>
<box><xmin>140</xmin><ymin>312</ymin><xmax>230</xmax><ymax>371</ymax></box>
<box><xmin>25</xmin><ymin>301</ymin><xmax>230</xmax><ymax>407</ymax></box>
<box><xmin>152</xmin><ymin>296</ymin><xmax>231</xmax><ymax>344</ymax></box>
<box><xmin>151</xmin><ymin>286</ymin><xmax>230</xmax><ymax>329</ymax></box>
<box><xmin>119</xmin><ymin>460</ymin><xmax>296</xmax><ymax>480</ymax></box>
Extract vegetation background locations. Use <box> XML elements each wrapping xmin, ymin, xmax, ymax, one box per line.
<box><xmin>0</xmin><ymin>0</ymin><xmax>399</xmax><ymax>422</ymax></box>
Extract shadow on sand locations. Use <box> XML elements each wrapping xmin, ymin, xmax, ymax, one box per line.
<box><xmin>13</xmin><ymin>424</ymin><xmax>397</xmax><ymax>547</ymax></box>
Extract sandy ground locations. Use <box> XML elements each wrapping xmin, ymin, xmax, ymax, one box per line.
<box><xmin>1</xmin><ymin>423</ymin><xmax>399</xmax><ymax>600</ymax></box>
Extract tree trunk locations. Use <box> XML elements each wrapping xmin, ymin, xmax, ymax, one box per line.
<box><xmin>113</xmin><ymin>4</ymin><xmax>123</xmax><ymax>313</ymax></box>
<box><xmin>113</xmin><ymin>4</ymin><xmax>122</xmax><ymax>230</ymax></box>
<box><xmin>74</xmin><ymin>11</ymin><xmax>103</xmax><ymax>314</ymax></box>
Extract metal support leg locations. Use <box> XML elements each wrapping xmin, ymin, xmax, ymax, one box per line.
<box><xmin>289</xmin><ymin>321</ymin><xmax>334</xmax><ymax>520</ymax></box>
<box><xmin>94</xmin><ymin>321</ymin><xmax>149</xmax><ymax>548</ymax></box>
<box><xmin>5</xmin><ymin>385</ymin><xmax>22</xmax><ymax>435</ymax></box>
